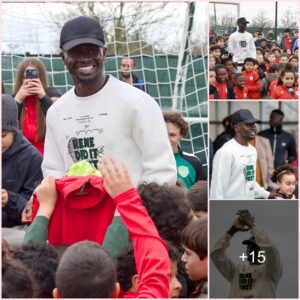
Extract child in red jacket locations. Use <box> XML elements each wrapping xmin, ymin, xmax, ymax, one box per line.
<box><xmin>271</xmin><ymin>65</ymin><xmax>298</xmax><ymax>99</ymax></box>
<box><xmin>215</xmin><ymin>64</ymin><xmax>235</xmax><ymax>99</ymax></box>
<box><xmin>233</xmin><ymin>73</ymin><xmax>249</xmax><ymax>99</ymax></box>
<box><xmin>242</xmin><ymin>58</ymin><xmax>261</xmax><ymax>99</ymax></box>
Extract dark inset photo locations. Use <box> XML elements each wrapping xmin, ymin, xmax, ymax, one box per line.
<box><xmin>209</xmin><ymin>101</ymin><xmax>298</xmax><ymax>200</ymax></box>
<box><xmin>210</xmin><ymin>200</ymin><xmax>298</xmax><ymax>298</ymax></box>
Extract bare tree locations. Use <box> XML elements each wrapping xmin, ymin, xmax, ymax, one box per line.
<box><xmin>251</xmin><ymin>10</ymin><xmax>273</xmax><ymax>31</ymax></box>
<box><xmin>280</xmin><ymin>8</ymin><xmax>298</xmax><ymax>29</ymax></box>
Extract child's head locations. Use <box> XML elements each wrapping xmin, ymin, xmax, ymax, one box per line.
<box><xmin>209</xmin><ymin>68</ymin><xmax>216</xmax><ymax>86</ymax></box>
<box><xmin>2</xmin><ymin>95</ymin><xmax>19</xmax><ymax>153</ymax></box>
<box><xmin>209</xmin><ymin>55</ymin><xmax>216</xmax><ymax>68</ymax></box>
<box><xmin>268</xmin><ymin>53</ymin><xmax>276</xmax><ymax>63</ymax></box>
<box><xmin>235</xmin><ymin>73</ymin><xmax>246</xmax><ymax>88</ymax></box>
<box><xmin>284</xmin><ymin>48</ymin><xmax>292</xmax><ymax>56</ymax></box>
<box><xmin>278</xmin><ymin>65</ymin><xmax>296</xmax><ymax>88</ymax></box>
<box><xmin>163</xmin><ymin>111</ymin><xmax>189</xmax><ymax>152</ymax></box>
<box><xmin>289</xmin><ymin>55</ymin><xmax>298</xmax><ymax>68</ymax></box>
<box><xmin>271</xmin><ymin>165</ymin><xmax>296</xmax><ymax>197</ymax></box>
<box><xmin>256</xmin><ymin>47</ymin><xmax>263</xmax><ymax>56</ymax></box>
<box><xmin>243</xmin><ymin>57</ymin><xmax>255</xmax><ymax>71</ymax></box>
<box><xmin>280</xmin><ymin>55</ymin><xmax>289</xmax><ymax>64</ymax></box>
<box><xmin>284</xmin><ymin>28</ymin><xmax>291</xmax><ymax>37</ymax></box>
<box><xmin>186</xmin><ymin>181</ymin><xmax>207</xmax><ymax>218</ymax></box>
<box><xmin>181</xmin><ymin>218</ymin><xmax>207</xmax><ymax>282</ymax></box>
<box><xmin>260</xmin><ymin>38</ymin><xmax>267</xmax><ymax>48</ymax></box>
<box><xmin>223</xmin><ymin>58</ymin><xmax>234</xmax><ymax>73</ymax></box>
<box><xmin>294</xmin><ymin>47</ymin><xmax>298</xmax><ymax>56</ymax></box>
<box><xmin>117</xmin><ymin>242</ymin><xmax>182</xmax><ymax>298</ymax></box>
<box><xmin>54</xmin><ymin>241</ymin><xmax>118</xmax><ymax>298</ymax></box>
<box><xmin>215</xmin><ymin>64</ymin><xmax>227</xmax><ymax>83</ymax></box>
<box><xmin>256</xmin><ymin>54</ymin><xmax>264</xmax><ymax>64</ymax></box>
<box><xmin>263</xmin><ymin>49</ymin><xmax>270</xmax><ymax>60</ymax></box>
<box><xmin>272</xmin><ymin>48</ymin><xmax>282</xmax><ymax>58</ymax></box>
<box><xmin>210</xmin><ymin>45</ymin><xmax>221</xmax><ymax>59</ymax></box>
<box><xmin>138</xmin><ymin>182</ymin><xmax>192</xmax><ymax>248</ymax></box>
<box><xmin>214</xmin><ymin>36</ymin><xmax>225</xmax><ymax>47</ymax></box>
<box><xmin>271</xmin><ymin>41</ymin><xmax>278</xmax><ymax>49</ymax></box>
<box><xmin>269</xmin><ymin>64</ymin><xmax>279</xmax><ymax>76</ymax></box>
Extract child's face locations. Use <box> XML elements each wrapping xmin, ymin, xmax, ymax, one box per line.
<box><xmin>274</xmin><ymin>50</ymin><xmax>281</xmax><ymax>58</ymax></box>
<box><xmin>236</xmin><ymin>75</ymin><xmax>246</xmax><ymax>88</ymax></box>
<box><xmin>280</xmin><ymin>56</ymin><xmax>288</xmax><ymax>63</ymax></box>
<box><xmin>169</xmin><ymin>260</ymin><xmax>182</xmax><ymax>298</ymax></box>
<box><xmin>257</xmin><ymin>55</ymin><xmax>264</xmax><ymax>64</ymax></box>
<box><xmin>209</xmin><ymin>71</ymin><xmax>216</xmax><ymax>86</ymax></box>
<box><xmin>244</xmin><ymin>61</ymin><xmax>254</xmax><ymax>71</ymax></box>
<box><xmin>261</xmin><ymin>40</ymin><xmax>267</xmax><ymax>47</ymax></box>
<box><xmin>286</xmin><ymin>48</ymin><xmax>291</xmax><ymax>55</ymax></box>
<box><xmin>225</xmin><ymin>61</ymin><xmax>234</xmax><ymax>72</ymax></box>
<box><xmin>277</xmin><ymin>174</ymin><xmax>296</xmax><ymax>196</ymax></box>
<box><xmin>294</xmin><ymin>49</ymin><xmax>299</xmax><ymax>56</ymax></box>
<box><xmin>181</xmin><ymin>246</ymin><xmax>207</xmax><ymax>282</ymax></box>
<box><xmin>2</xmin><ymin>131</ymin><xmax>14</xmax><ymax>153</ymax></box>
<box><xmin>264</xmin><ymin>52</ymin><xmax>270</xmax><ymax>60</ymax></box>
<box><xmin>166</xmin><ymin>122</ymin><xmax>182</xmax><ymax>152</ymax></box>
<box><xmin>290</xmin><ymin>58</ymin><xmax>298</xmax><ymax>67</ymax></box>
<box><xmin>209</xmin><ymin>56</ymin><xmax>216</xmax><ymax>68</ymax></box>
<box><xmin>217</xmin><ymin>39</ymin><xmax>225</xmax><ymax>47</ymax></box>
<box><xmin>212</xmin><ymin>49</ymin><xmax>221</xmax><ymax>58</ymax></box>
<box><xmin>268</xmin><ymin>54</ymin><xmax>276</xmax><ymax>63</ymax></box>
<box><xmin>216</xmin><ymin>68</ymin><xmax>227</xmax><ymax>83</ymax></box>
<box><xmin>281</xmin><ymin>71</ymin><xmax>295</xmax><ymax>87</ymax></box>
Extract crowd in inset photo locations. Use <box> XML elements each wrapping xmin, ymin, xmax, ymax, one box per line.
<box><xmin>209</xmin><ymin>18</ymin><xmax>299</xmax><ymax>100</ymax></box>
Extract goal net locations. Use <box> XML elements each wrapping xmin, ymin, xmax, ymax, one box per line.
<box><xmin>1</xmin><ymin>2</ymin><xmax>208</xmax><ymax>176</ymax></box>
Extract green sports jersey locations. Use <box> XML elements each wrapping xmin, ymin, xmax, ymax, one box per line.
<box><xmin>174</xmin><ymin>149</ymin><xmax>205</xmax><ymax>189</ymax></box>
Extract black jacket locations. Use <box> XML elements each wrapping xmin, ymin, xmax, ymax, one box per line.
<box><xmin>258</xmin><ymin>127</ymin><xmax>297</xmax><ymax>168</ymax></box>
<box><xmin>2</xmin><ymin>131</ymin><xmax>43</xmax><ymax>227</ymax></box>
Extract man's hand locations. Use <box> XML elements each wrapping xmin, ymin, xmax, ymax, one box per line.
<box><xmin>2</xmin><ymin>189</ymin><xmax>8</xmax><ymax>207</ymax></box>
<box><xmin>227</xmin><ymin>210</ymin><xmax>254</xmax><ymax>235</ymax></box>
<box><xmin>98</xmin><ymin>158</ymin><xmax>134</xmax><ymax>198</ymax></box>
<box><xmin>36</xmin><ymin>177</ymin><xmax>57</xmax><ymax>219</ymax></box>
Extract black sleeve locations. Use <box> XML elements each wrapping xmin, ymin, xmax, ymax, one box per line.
<box><xmin>227</xmin><ymin>82</ymin><xmax>236</xmax><ymax>99</ymax></box>
<box><xmin>17</xmin><ymin>102</ymin><xmax>23</xmax><ymax>120</ymax></box>
<box><xmin>287</xmin><ymin>135</ymin><xmax>297</xmax><ymax>163</ymax></box>
<box><xmin>39</xmin><ymin>94</ymin><xmax>53</xmax><ymax>116</ymax></box>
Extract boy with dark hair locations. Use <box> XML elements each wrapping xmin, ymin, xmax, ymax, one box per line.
<box><xmin>181</xmin><ymin>217</ymin><xmax>208</xmax><ymax>298</ymax></box>
<box><xmin>163</xmin><ymin>111</ymin><xmax>206</xmax><ymax>188</ymax></box>
<box><xmin>242</xmin><ymin>57</ymin><xmax>261</xmax><ymax>99</ymax></box>
<box><xmin>2</xmin><ymin>94</ymin><xmax>43</xmax><ymax>228</ymax></box>
<box><xmin>260</xmin><ymin>64</ymin><xmax>279</xmax><ymax>98</ymax></box>
<box><xmin>117</xmin><ymin>242</ymin><xmax>182</xmax><ymax>298</ymax></box>
<box><xmin>214</xmin><ymin>64</ymin><xmax>235</xmax><ymax>99</ymax></box>
<box><xmin>233</xmin><ymin>73</ymin><xmax>249</xmax><ymax>99</ymax></box>
<box><xmin>12</xmin><ymin>243</ymin><xmax>59</xmax><ymax>298</ymax></box>
<box><xmin>186</xmin><ymin>180</ymin><xmax>207</xmax><ymax>218</ymax></box>
<box><xmin>210</xmin><ymin>44</ymin><xmax>222</xmax><ymax>64</ymax></box>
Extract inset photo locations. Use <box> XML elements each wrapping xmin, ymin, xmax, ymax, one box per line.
<box><xmin>209</xmin><ymin>1</ymin><xmax>299</xmax><ymax>100</ymax></box>
<box><xmin>210</xmin><ymin>200</ymin><xmax>298</xmax><ymax>298</ymax></box>
<box><xmin>209</xmin><ymin>101</ymin><xmax>298</xmax><ymax>199</ymax></box>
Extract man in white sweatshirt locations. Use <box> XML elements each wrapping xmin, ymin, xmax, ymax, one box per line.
<box><xmin>41</xmin><ymin>16</ymin><xmax>177</xmax><ymax>186</ymax></box>
<box><xmin>211</xmin><ymin>209</ymin><xmax>282</xmax><ymax>298</ymax></box>
<box><xmin>228</xmin><ymin>17</ymin><xmax>256</xmax><ymax>72</ymax></box>
<box><xmin>210</xmin><ymin>109</ymin><xmax>277</xmax><ymax>199</ymax></box>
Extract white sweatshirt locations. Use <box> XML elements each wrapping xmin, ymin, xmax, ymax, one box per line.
<box><xmin>42</xmin><ymin>75</ymin><xmax>177</xmax><ymax>185</ymax></box>
<box><xmin>211</xmin><ymin>227</ymin><xmax>282</xmax><ymax>298</ymax></box>
<box><xmin>228</xmin><ymin>31</ymin><xmax>256</xmax><ymax>64</ymax></box>
<box><xmin>210</xmin><ymin>138</ymin><xmax>270</xmax><ymax>199</ymax></box>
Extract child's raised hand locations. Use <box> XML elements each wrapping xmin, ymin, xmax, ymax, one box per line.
<box><xmin>98</xmin><ymin>158</ymin><xmax>134</xmax><ymax>198</ymax></box>
<box><xmin>36</xmin><ymin>177</ymin><xmax>57</xmax><ymax>219</ymax></box>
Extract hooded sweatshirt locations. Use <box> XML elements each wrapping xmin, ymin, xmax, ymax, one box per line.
<box><xmin>31</xmin><ymin>176</ymin><xmax>115</xmax><ymax>245</ymax></box>
<box><xmin>2</xmin><ymin>131</ymin><xmax>43</xmax><ymax>227</ymax></box>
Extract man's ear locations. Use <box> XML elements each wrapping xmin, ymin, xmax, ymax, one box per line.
<box><xmin>112</xmin><ymin>282</ymin><xmax>120</xmax><ymax>298</ymax></box>
<box><xmin>60</xmin><ymin>51</ymin><xmax>66</xmax><ymax>65</ymax></box>
<box><xmin>102</xmin><ymin>47</ymin><xmax>107</xmax><ymax>59</ymax></box>
<box><xmin>53</xmin><ymin>287</ymin><xmax>60</xmax><ymax>298</ymax></box>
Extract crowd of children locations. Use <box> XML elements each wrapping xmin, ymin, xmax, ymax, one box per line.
<box><xmin>209</xmin><ymin>28</ymin><xmax>299</xmax><ymax>99</ymax></box>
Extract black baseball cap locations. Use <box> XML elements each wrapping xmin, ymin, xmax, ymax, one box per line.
<box><xmin>60</xmin><ymin>16</ymin><xmax>105</xmax><ymax>51</ymax></box>
<box><xmin>237</xmin><ymin>17</ymin><xmax>250</xmax><ymax>24</ymax></box>
<box><xmin>231</xmin><ymin>109</ymin><xmax>260</xmax><ymax>124</ymax></box>
<box><xmin>242</xmin><ymin>236</ymin><xmax>259</xmax><ymax>247</ymax></box>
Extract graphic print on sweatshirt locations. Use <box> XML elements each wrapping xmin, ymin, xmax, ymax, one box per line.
<box><xmin>66</xmin><ymin>113</ymin><xmax>106</xmax><ymax>168</ymax></box>
<box><xmin>239</xmin><ymin>272</ymin><xmax>256</xmax><ymax>291</ymax></box>
<box><xmin>240</xmin><ymin>40</ymin><xmax>247</xmax><ymax>48</ymax></box>
<box><xmin>242</xmin><ymin>154</ymin><xmax>255</xmax><ymax>182</ymax></box>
